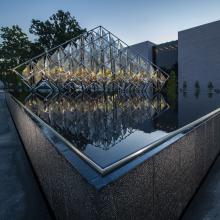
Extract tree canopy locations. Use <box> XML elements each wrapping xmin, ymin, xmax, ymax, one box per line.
<box><xmin>29</xmin><ymin>10</ymin><xmax>86</xmax><ymax>50</ymax></box>
<box><xmin>165</xmin><ymin>70</ymin><xmax>177</xmax><ymax>110</ymax></box>
<box><xmin>0</xmin><ymin>25</ymin><xmax>33</xmax><ymax>84</ymax></box>
<box><xmin>0</xmin><ymin>25</ymin><xmax>31</xmax><ymax>73</ymax></box>
<box><xmin>0</xmin><ymin>10</ymin><xmax>86</xmax><ymax>86</ymax></box>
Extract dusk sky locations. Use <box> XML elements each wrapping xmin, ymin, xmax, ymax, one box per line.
<box><xmin>1</xmin><ymin>0</ymin><xmax>220</xmax><ymax>45</ymax></box>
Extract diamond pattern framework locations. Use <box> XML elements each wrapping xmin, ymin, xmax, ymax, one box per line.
<box><xmin>13</xmin><ymin>26</ymin><xmax>169</xmax><ymax>93</ymax></box>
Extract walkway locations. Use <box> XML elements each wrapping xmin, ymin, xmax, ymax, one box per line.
<box><xmin>181</xmin><ymin>155</ymin><xmax>220</xmax><ymax>219</ymax></box>
<box><xmin>0</xmin><ymin>92</ymin><xmax>52</xmax><ymax>220</ymax></box>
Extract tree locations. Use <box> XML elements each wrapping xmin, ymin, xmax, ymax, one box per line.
<box><xmin>166</xmin><ymin>70</ymin><xmax>177</xmax><ymax>110</ymax></box>
<box><xmin>0</xmin><ymin>10</ymin><xmax>86</xmax><ymax>87</ymax></box>
<box><xmin>0</xmin><ymin>25</ymin><xmax>32</xmax><ymax>85</ymax></box>
<box><xmin>29</xmin><ymin>10</ymin><xmax>86</xmax><ymax>50</ymax></box>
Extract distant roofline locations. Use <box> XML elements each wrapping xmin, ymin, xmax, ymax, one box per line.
<box><xmin>130</xmin><ymin>40</ymin><xmax>178</xmax><ymax>47</ymax></box>
<box><xmin>179</xmin><ymin>19</ymin><xmax>220</xmax><ymax>33</ymax></box>
<box><xmin>130</xmin><ymin>20</ymin><xmax>220</xmax><ymax>47</ymax></box>
<box><xmin>129</xmin><ymin>40</ymin><xmax>156</xmax><ymax>47</ymax></box>
<box><xmin>154</xmin><ymin>40</ymin><xmax>178</xmax><ymax>47</ymax></box>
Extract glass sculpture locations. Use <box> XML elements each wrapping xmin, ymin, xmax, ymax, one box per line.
<box><xmin>13</xmin><ymin>26</ymin><xmax>169</xmax><ymax>93</ymax></box>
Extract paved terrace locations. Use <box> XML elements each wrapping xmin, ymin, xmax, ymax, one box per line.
<box><xmin>0</xmin><ymin>91</ymin><xmax>52</xmax><ymax>220</ymax></box>
<box><xmin>181</xmin><ymin>154</ymin><xmax>220</xmax><ymax>220</ymax></box>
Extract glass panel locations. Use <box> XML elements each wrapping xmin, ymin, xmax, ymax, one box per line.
<box><xmin>14</xmin><ymin>26</ymin><xmax>168</xmax><ymax>93</ymax></box>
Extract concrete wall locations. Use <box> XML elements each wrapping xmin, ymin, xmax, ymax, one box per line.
<box><xmin>129</xmin><ymin>41</ymin><xmax>155</xmax><ymax>61</ymax></box>
<box><xmin>178</xmin><ymin>20</ymin><xmax>220</xmax><ymax>91</ymax></box>
<box><xmin>6</xmin><ymin>94</ymin><xmax>220</xmax><ymax>220</ymax></box>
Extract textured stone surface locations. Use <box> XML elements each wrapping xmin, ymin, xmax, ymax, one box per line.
<box><xmin>181</xmin><ymin>156</ymin><xmax>220</xmax><ymax>220</ymax></box>
<box><xmin>0</xmin><ymin>93</ymin><xmax>51</xmax><ymax>220</ymax></box>
<box><xmin>6</xmin><ymin>94</ymin><xmax>220</xmax><ymax>220</ymax></box>
<box><xmin>96</xmin><ymin>158</ymin><xmax>154</xmax><ymax>220</ymax></box>
<box><xmin>154</xmin><ymin>143</ymin><xmax>182</xmax><ymax>219</ymax></box>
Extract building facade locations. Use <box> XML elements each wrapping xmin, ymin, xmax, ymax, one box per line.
<box><xmin>129</xmin><ymin>40</ymin><xmax>178</xmax><ymax>74</ymax></box>
<box><xmin>178</xmin><ymin>20</ymin><xmax>220</xmax><ymax>91</ymax></box>
<box><xmin>153</xmin><ymin>41</ymin><xmax>178</xmax><ymax>73</ymax></box>
<box><xmin>128</xmin><ymin>41</ymin><xmax>155</xmax><ymax>61</ymax></box>
<box><xmin>130</xmin><ymin>20</ymin><xmax>220</xmax><ymax>91</ymax></box>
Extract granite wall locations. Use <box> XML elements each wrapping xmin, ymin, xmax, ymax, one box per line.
<box><xmin>6</xmin><ymin>94</ymin><xmax>220</xmax><ymax>220</ymax></box>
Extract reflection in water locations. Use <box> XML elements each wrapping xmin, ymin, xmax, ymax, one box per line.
<box><xmin>25</xmin><ymin>93</ymin><xmax>169</xmax><ymax>151</ymax></box>
<box><xmin>208</xmin><ymin>92</ymin><xmax>213</xmax><ymax>98</ymax></box>
<box><xmin>194</xmin><ymin>89</ymin><xmax>200</xmax><ymax>98</ymax></box>
<box><xmin>178</xmin><ymin>91</ymin><xmax>220</xmax><ymax>127</ymax></box>
<box><xmin>13</xmin><ymin>89</ymin><xmax>220</xmax><ymax>168</ymax></box>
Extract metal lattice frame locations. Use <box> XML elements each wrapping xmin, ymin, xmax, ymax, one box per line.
<box><xmin>13</xmin><ymin>26</ymin><xmax>169</xmax><ymax>93</ymax></box>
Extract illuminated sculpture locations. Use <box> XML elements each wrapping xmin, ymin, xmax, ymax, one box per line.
<box><xmin>13</xmin><ymin>26</ymin><xmax>168</xmax><ymax>93</ymax></box>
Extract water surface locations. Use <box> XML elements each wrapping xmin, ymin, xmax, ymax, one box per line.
<box><xmin>13</xmin><ymin>91</ymin><xmax>220</xmax><ymax>168</ymax></box>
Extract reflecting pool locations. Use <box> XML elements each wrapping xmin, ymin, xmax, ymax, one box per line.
<box><xmin>12</xmin><ymin>90</ymin><xmax>220</xmax><ymax>168</ymax></box>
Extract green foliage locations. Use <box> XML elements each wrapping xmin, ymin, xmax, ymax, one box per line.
<box><xmin>0</xmin><ymin>25</ymin><xmax>31</xmax><ymax>69</ymax></box>
<box><xmin>29</xmin><ymin>10</ymin><xmax>86</xmax><ymax>50</ymax></box>
<box><xmin>0</xmin><ymin>25</ymin><xmax>32</xmax><ymax>85</ymax></box>
<box><xmin>195</xmin><ymin>80</ymin><xmax>200</xmax><ymax>89</ymax></box>
<box><xmin>0</xmin><ymin>10</ymin><xmax>86</xmax><ymax>87</ymax></box>
<box><xmin>166</xmin><ymin>70</ymin><xmax>177</xmax><ymax>110</ymax></box>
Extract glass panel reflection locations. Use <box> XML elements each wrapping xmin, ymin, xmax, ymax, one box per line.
<box><xmin>23</xmin><ymin>92</ymin><xmax>169</xmax><ymax>167</ymax></box>
<box><xmin>13</xmin><ymin>90</ymin><xmax>220</xmax><ymax>168</ymax></box>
